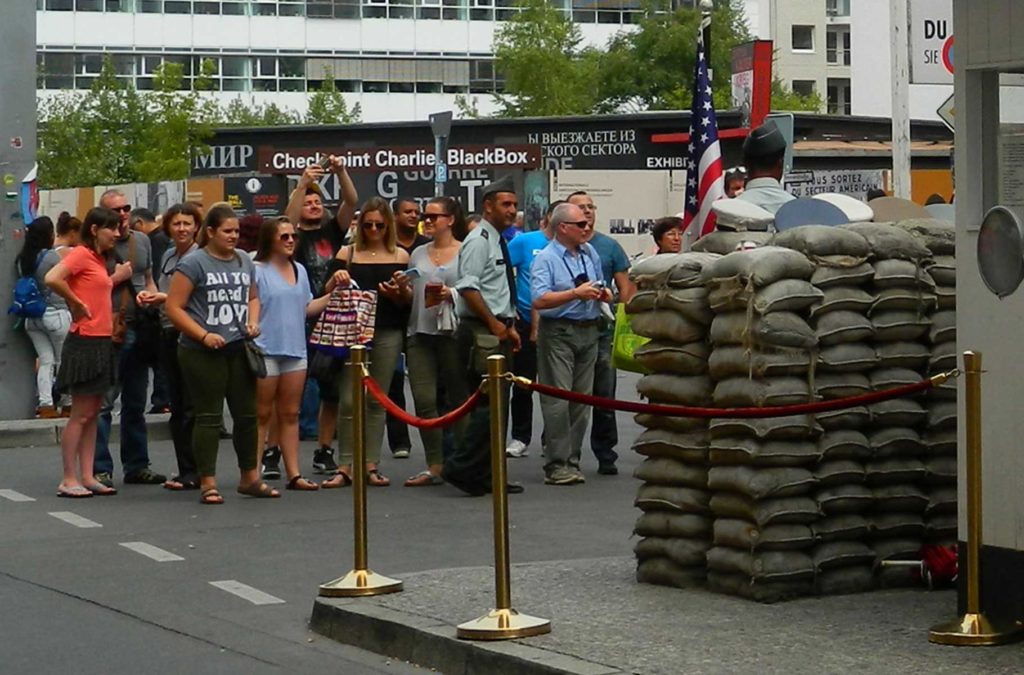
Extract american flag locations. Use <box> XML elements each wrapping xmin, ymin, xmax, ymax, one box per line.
<box><xmin>682</xmin><ymin>22</ymin><xmax>724</xmax><ymax>241</ymax></box>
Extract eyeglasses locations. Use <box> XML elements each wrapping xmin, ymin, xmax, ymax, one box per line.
<box><xmin>422</xmin><ymin>213</ymin><xmax>451</xmax><ymax>222</ymax></box>
<box><xmin>111</xmin><ymin>205</ymin><xmax>132</xmax><ymax>214</ymax></box>
<box><xmin>279</xmin><ymin>233</ymin><xmax>296</xmax><ymax>241</ymax></box>
<box><xmin>578</xmin><ymin>203</ymin><xmax>596</xmax><ymax>211</ymax></box>
<box><xmin>565</xmin><ymin>220</ymin><xmax>591</xmax><ymax>229</ymax></box>
<box><xmin>361</xmin><ymin>221</ymin><xmax>386</xmax><ymax>230</ymax></box>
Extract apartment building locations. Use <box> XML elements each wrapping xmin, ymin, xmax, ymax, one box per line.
<box><xmin>35</xmin><ymin>0</ymin><xmax>635</xmax><ymax>122</ymax></box>
<box><xmin>742</xmin><ymin>0</ymin><xmax>852</xmax><ymax>114</ymax></box>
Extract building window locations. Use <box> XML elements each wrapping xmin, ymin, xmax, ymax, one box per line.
<box><xmin>44</xmin><ymin>0</ymin><xmax>75</xmax><ymax>8</ymax></box>
<box><xmin>792</xmin><ymin>25</ymin><xmax>814</xmax><ymax>52</ymax></box>
<box><xmin>826</xmin><ymin>26</ymin><xmax>850</xmax><ymax>65</ymax></box>
<box><xmin>826</xmin><ymin>0</ymin><xmax>850</xmax><ymax>18</ymax></box>
<box><xmin>827</xmin><ymin>77</ymin><xmax>851</xmax><ymax>115</ymax></box>
<box><xmin>792</xmin><ymin>80</ymin><xmax>816</xmax><ymax>98</ymax></box>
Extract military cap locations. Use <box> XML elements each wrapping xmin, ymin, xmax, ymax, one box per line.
<box><xmin>743</xmin><ymin>120</ymin><xmax>787</xmax><ymax>158</ymax></box>
<box><xmin>480</xmin><ymin>174</ymin><xmax>516</xmax><ymax>201</ymax></box>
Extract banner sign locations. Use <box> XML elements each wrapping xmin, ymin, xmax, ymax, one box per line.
<box><xmin>257</xmin><ymin>144</ymin><xmax>541</xmax><ymax>174</ymax></box>
<box><xmin>730</xmin><ymin>40</ymin><xmax>774</xmax><ymax>129</ymax></box>
<box><xmin>909</xmin><ymin>0</ymin><xmax>953</xmax><ymax>85</ymax></box>
<box><xmin>784</xmin><ymin>169</ymin><xmax>886</xmax><ymax>200</ymax></box>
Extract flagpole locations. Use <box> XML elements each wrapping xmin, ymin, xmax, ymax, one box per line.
<box><xmin>701</xmin><ymin>0</ymin><xmax>713</xmax><ymax>82</ymax></box>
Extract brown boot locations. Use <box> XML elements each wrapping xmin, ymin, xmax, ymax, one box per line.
<box><xmin>36</xmin><ymin>406</ymin><xmax>60</xmax><ymax>419</ymax></box>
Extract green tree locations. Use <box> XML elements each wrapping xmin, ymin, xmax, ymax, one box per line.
<box><xmin>134</xmin><ymin>61</ymin><xmax>218</xmax><ymax>182</ymax></box>
<box><xmin>38</xmin><ymin>55</ymin><xmax>147</xmax><ymax>187</ymax></box>
<box><xmin>598</xmin><ymin>0</ymin><xmax>751</xmax><ymax>113</ymax></box>
<box><xmin>769</xmin><ymin>77</ymin><xmax>823</xmax><ymax>112</ymax></box>
<box><xmin>218</xmin><ymin>97</ymin><xmax>303</xmax><ymax>127</ymax></box>
<box><xmin>491</xmin><ymin>0</ymin><xmax>602</xmax><ymax>117</ymax></box>
<box><xmin>306</xmin><ymin>69</ymin><xmax>362</xmax><ymax>125</ymax></box>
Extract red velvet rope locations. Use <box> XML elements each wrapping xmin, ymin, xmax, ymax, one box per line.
<box><xmin>519</xmin><ymin>378</ymin><xmax>939</xmax><ymax>419</ymax></box>
<box><xmin>362</xmin><ymin>376</ymin><xmax>483</xmax><ymax>429</ymax></box>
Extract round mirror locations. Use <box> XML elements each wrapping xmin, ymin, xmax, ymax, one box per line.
<box><xmin>977</xmin><ymin>205</ymin><xmax>1024</xmax><ymax>298</ymax></box>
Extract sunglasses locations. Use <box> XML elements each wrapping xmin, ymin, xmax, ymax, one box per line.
<box><xmin>565</xmin><ymin>220</ymin><xmax>591</xmax><ymax>229</ymax></box>
<box><xmin>111</xmin><ymin>204</ymin><xmax>132</xmax><ymax>214</ymax></box>
<box><xmin>361</xmin><ymin>221</ymin><xmax>386</xmax><ymax>230</ymax></box>
<box><xmin>422</xmin><ymin>213</ymin><xmax>450</xmax><ymax>222</ymax></box>
<box><xmin>573</xmin><ymin>273</ymin><xmax>590</xmax><ymax>287</ymax></box>
<box><xmin>279</xmin><ymin>233</ymin><xmax>296</xmax><ymax>241</ymax></box>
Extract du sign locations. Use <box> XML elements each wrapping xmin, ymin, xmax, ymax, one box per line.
<box><xmin>909</xmin><ymin>0</ymin><xmax>953</xmax><ymax>85</ymax></box>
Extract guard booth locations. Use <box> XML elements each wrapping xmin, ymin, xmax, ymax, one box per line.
<box><xmin>953</xmin><ymin>0</ymin><xmax>1024</xmax><ymax>625</ymax></box>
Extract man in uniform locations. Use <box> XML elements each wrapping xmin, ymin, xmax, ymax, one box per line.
<box><xmin>735</xmin><ymin>119</ymin><xmax>795</xmax><ymax>216</ymax></box>
<box><xmin>442</xmin><ymin>175</ymin><xmax>523</xmax><ymax>496</ymax></box>
<box><xmin>568</xmin><ymin>190</ymin><xmax>635</xmax><ymax>476</ymax></box>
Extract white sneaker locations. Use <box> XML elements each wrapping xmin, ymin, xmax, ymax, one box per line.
<box><xmin>505</xmin><ymin>439</ymin><xmax>529</xmax><ymax>458</ymax></box>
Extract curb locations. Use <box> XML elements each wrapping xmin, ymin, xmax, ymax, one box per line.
<box><xmin>0</xmin><ymin>414</ymin><xmax>172</xmax><ymax>448</ymax></box>
<box><xmin>311</xmin><ymin>598</ymin><xmax>625</xmax><ymax>675</ymax></box>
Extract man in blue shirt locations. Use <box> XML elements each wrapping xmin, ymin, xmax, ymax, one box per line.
<box><xmin>531</xmin><ymin>203</ymin><xmax>612</xmax><ymax>486</ymax></box>
<box><xmin>568</xmin><ymin>191</ymin><xmax>635</xmax><ymax>476</ymax></box>
<box><xmin>504</xmin><ymin>200</ymin><xmax>563</xmax><ymax>458</ymax></box>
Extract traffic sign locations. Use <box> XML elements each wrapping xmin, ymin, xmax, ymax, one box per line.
<box><xmin>936</xmin><ymin>93</ymin><xmax>955</xmax><ymax>132</ymax></box>
<box><xmin>435</xmin><ymin>162</ymin><xmax>448</xmax><ymax>184</ymax></box>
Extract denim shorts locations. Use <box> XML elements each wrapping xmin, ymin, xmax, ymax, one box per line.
<box><xmin>263</xmin><ymin>356</ymin><xmax>307</xmax><ymax>378</ymax></box>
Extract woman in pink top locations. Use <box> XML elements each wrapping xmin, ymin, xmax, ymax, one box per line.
<box><xmin>45</xmin><ymin>207</ymin><xmax>132</xmax><ymax>498</ymax></box>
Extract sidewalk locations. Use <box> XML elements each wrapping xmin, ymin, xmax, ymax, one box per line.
<box><xmin>0</xmin><ymin>413</ymin><xmax>171</xmax><ymax>448</ymax></box>
<box><xmin>311</xmin><ymin>556</ymin><xmax>1023</xmax><ymax>675</ymax></box>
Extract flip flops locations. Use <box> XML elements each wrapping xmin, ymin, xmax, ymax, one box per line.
<box><xmin>286</xmin><ymin>475</ymin><xmax>320</xmax><ymax>491</ymax></box>
<box><xmin>236</xmin><ymin>481</ymin><xmax>280</xmax><ymax>498</ymax></box>
<box><xmin>163</xmin><ymin>475</ymin><xmax>200</xmax><ymax>491</ymax></box>
<box><xmin>404</xmin><ymin>470</ymin><xmax>444</xmax><ymax>487</ymax></box>
<box><xmin>321</xmin><ymin>471</ymin><xmax>352</xmax><ymax>489</ymax></box>
<box><xmin>57</xmin><ymin>485</ymin><xmax>92</xmax><ymax>499</ymax></box>
<box><xmin>84</xmin><ymin>483</ymin><xmax>117</xmax><ymax>496</ymax></box>
<box><xmin>200</xmin><ymin>487</ymin><xmax>224</xmax><ymax>505</ymax></box>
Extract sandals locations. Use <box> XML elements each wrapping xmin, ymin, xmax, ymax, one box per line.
<box><xmin>367</xmin><ymin>469</ymin><xmax>390</xmax><ymax>487</ymax></box>
<box><xmin>57</xmin><ymin>485</ymin><xmax>92</xmax><ymax>499</ymax></box>
<box><xmin>84</xmin><ymin>483</ymin><xmax>117</xmax><ymax>496</ymax></box>
<box><xmin>404</xmin><ymin>470</ymin><xmax>444</xmax><ymax>487</ymax></box>
<box><xmin>287</xmin><ymin>475</ymin><xmax>320</xmax><ymax>491</ymax></box>
<box><xmin>200</xmin><ymin>487</ymin><xmax>224</xmax><ymax>505</ymax></box>
<box><xmin>321</xmin><ymin>471</ymin><xmax>352</xmax><ymax>489</ymax></box>
<box><xmin>164</xmin><ymin>475</ymin><xmax>200</xmax><ymax>491</ymax></box>
<box><xmin>237</xmin><ymin>481</ymin><xmax>281</xmax><ymax>498</ymax></box>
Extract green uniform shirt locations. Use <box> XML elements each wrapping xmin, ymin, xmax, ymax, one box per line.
<box><xmin>454</xmin><ymin>219</ymin><xmax>515</xmax><ymax>320</ymax></box>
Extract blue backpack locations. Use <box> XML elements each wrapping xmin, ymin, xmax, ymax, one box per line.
<box><xmin>8</xmin><ymin>251</ymin><xmax>48</xmax><ymax>319</ymax></box>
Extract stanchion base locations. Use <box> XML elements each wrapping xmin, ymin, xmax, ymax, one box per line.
<box><xmin>456</xmin><ymin>608</ymin><xmax>551</xmax><ymax>641</ymax></box>
<box><xmin>318</xmin><ymin>569</ymin><xmax>403</xmax><ymax>598</ymax></box>
<box><xmin>929</xmin><ymin>613</ymin><xmax>1024</xmax><ymax>646</ymax></box>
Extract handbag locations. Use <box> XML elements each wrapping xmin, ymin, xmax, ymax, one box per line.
<box><xmin>243</xmin><ymin>337</ymin><xmax>268</xmax><ymax>379</ymax></box>
<box><xmin>308</xmin><ymin>285</ymin><xmax>378</xmax><ymax>357</ymax></box>
<box><xmin>610</xmin><ymin>302</ymin><xmax>650</xmax><ymax>374</ymax></box>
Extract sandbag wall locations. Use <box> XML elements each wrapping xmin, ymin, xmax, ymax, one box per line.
<box><xmin>700</xmin><ymin>246</ymin><xmax>824</xmax><ymax>602</ymax></box>
<box><xmin>627</xmin><ymin>252</ymin><xmax>720</xmax><ymax>588</ymax></box>
<box><xmin>629</xmin><ymin>222</ymin><xmax>958</xmax><ymax>601</ymax></box>
<box><xmin>898</xmin><ymin>220</ymin><xmax>959</xmax><ymax>550</ymax></box>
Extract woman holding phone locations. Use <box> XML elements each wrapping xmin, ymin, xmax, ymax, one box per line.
<box><xmin>401</xmin><ymin>196</ymin><xmax>466</xmax><ymax>486</ymax></box>
<box><xmin>321</xmin><ymin>197</ymin><xmax>410</xmax><ymax>489</ymax></box>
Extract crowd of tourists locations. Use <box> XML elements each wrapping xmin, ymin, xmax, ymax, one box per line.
<box><xmin>20</xmin><ymin>159</ymin><xmax>641</xmax><ymax>503</ymax></box>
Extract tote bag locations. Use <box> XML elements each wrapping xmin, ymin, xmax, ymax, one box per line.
<box><xmin>610</xmin><ymin>302</ymin><xmax>650</xmax><ymax>374</ymax></box>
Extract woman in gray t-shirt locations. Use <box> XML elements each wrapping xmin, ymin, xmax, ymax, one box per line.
<box><xmin>165</xmin><ymin>205</ymin><xmax>276</xmax><ymax>505</ymax></box>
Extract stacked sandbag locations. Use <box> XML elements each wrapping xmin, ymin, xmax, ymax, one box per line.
<box><xmin>771</xmin><ymin>225</ymin><xmax>880</xmax><ymax>595</ymax></box>
<box><xmin>899</xmin><ymin>219</ymin><xmax>958</xmax><ymax>548</ymax></box>
<box><xmin>627</xmin><ymin>252</ymin><xmax>719</xmax><ymax>588</ymax></box>
<box><xmin>698</xmin><ymin>247</ymin><xmax>824</xmax><ymax>601</ymax></box>
<box><xmin>842</xmin><ymin>222</ymin><xmax>935</xmax><ymax>585</ymax></box>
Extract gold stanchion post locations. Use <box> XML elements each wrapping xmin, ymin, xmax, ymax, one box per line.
<box><xmin>319</xmin><ymin>345</ymin><xmax>403</xmax><ymax>598</ymax></box>
<box><xmin>929</xmin><ymin>351</ymin><xmax>1022</xmax><ymax>645</ymax></box>
<box><xmin>457</xmin><ymin>354</ymin><xmax>550</xmax><ymax>640</ymax></box>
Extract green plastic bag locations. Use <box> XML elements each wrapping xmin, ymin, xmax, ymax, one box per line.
<box><xmin>611</xmin><ymin>303</ymin><xmax>650</xmax><ymax>374</ymax></box>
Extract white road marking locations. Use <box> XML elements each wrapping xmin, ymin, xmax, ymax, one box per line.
<box><xmin>209</xmin><ymin>580</ymin><xmax>285</xmax><ymax>606</ymax></box>
<box><xmin>0</xmin><ymin>489</ymin><xmax>35</xmax><ymax>502</ymax></box>
<box><xmin>48</xmin><ymin>511</ymin><xmax>102</xmax><ymax>528</ymax></box>
<box><xmin>119</xmin><ymin>541</ymin><xmax>185</xmax><ymax>562</ymax></box>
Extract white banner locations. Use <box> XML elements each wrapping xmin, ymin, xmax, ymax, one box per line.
<box><xmin>784</xmin><ymin>169</ymin><xmax>886</xmax><ymax>201</ymax></box>
<box><xmin>909</xmin><ymin>0</ymin><xmax>953</xmax><ymax>85</ymax></box>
